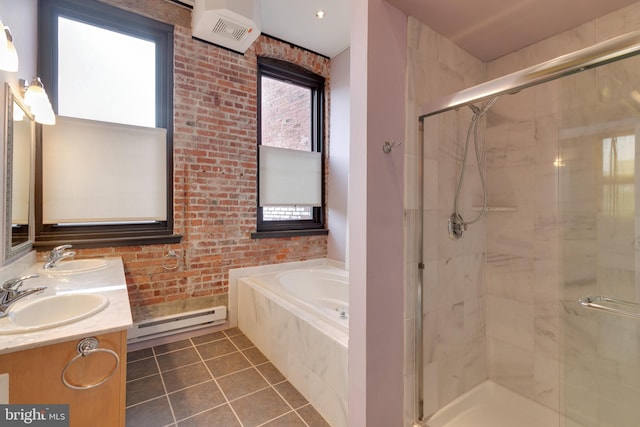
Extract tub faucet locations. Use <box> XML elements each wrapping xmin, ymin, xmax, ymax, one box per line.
<box><xmin>0</xmin><ymin>274</ymin><xmax>46</xmax><ymax>318</ymax></box>
<box><xmin>43</xmin><ymin>244</ymin><xmax>76</xmax><ymax>269</ymax></box>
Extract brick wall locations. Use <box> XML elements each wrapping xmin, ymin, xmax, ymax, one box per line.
<box><xmin>40</xmin><ymin>0</ymin><xmax>330</xmax><ymax>319</ymax></box>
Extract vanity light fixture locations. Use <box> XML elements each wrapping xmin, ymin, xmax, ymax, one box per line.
<box><xmin>21</xmin><ymin>77</ymin><xmax>56</xmax><ymax>125</ymax></box>
<box><xmin>0</xmin><ymin>22</ymin><xmax>18</xmax><ymax>72</ymax></box>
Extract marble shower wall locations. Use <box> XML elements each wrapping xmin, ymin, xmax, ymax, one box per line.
<box><xmin>559</xmin><ymin>54</ymin><xmax>640</xmax><ymax>427</ymax></box>
<box><xmin>404</xmin><ymin>17</ymin><xmax>487</xmax><ymax>423</ymax></box>
<box><xmin>482</xmin><ymin>69</ymin><xmax>562</xmax><ymax>412</ymax></box>
<box><xmin>484</xmin><ymin>3</ymin><xmax>640</xmax><ymax>424</ymax></box>
<box><xmin>479</xmin><ymin>24</ymin><xmax>594</xmax><ymax>407</ymax></box>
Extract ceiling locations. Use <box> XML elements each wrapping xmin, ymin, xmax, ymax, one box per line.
<box><xmin>387</xmin><ymin>0</ymin><xmax>640</xmax><ymax>61</ymax></box>
<box><xmin>259</xmin><ymin>0</ymin><xmax>350</xmax><ymax>58</ymax></box>
<box><xmin>178</xmin><ymin>0</ymin><xmax>640</xmax><ymax>60</ymax></box>
<box><xmin>175</xmin><ymin>0</ymin><xmax>349</xmax><ymax>58</ymax></box>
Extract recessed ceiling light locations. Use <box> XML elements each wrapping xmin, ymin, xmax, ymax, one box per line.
<box><xmin>316</xmin><ymin>10</ymin><xmax>325</xmax><ymax>19</ymax></box>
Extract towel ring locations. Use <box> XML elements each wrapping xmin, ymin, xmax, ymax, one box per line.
<box><xmin>162</xmin><ymin>250</ymin><xmax>180</xmax><ymax>271</ymax></box>
<box><xmin>62</xmin><ymin>337</ymin><xmax>120</xmax><ymax>390</ymax></box>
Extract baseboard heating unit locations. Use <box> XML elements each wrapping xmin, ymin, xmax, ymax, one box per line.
<box><xmin>127</xmin><ymin>306</ymin><xmax>227</xmax><ymax>344</ymax></box>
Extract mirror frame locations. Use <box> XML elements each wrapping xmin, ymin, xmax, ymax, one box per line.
<box><xmin>5</xmin><ymin>83</ymin><xmax>35</xmax><ymax>262</ymax></box>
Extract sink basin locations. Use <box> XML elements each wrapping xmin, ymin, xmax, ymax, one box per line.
<box><xmin>1</xmin><ymin>293</ymin><xmax>109</xmax><ymax>333</ymax></box>
<box><xmin>38</xmin><ymin>259</ymin><xmax>111</xmax><ymax>275</ymax></box>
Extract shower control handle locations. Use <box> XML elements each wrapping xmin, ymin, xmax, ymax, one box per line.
<box><xmin>448</xmin><ymin>213</ymin><xmax>466</xmax><ymax>240</ymax></box>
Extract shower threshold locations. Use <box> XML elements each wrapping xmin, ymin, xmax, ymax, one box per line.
<box><xmin>426</xmin><ymin>380</ymin><xmax>559</xmax><ymax>427</ymax></box>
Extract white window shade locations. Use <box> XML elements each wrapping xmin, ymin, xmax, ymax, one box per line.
<box><xmin>259</xmin><ymin>145</ymin><xmax>321</xmax><ymax>207</ymax></box>
<box><xmin>42</xmin><ymin>116</ymin><xmax>167</xmax><ymax>224</ymax></box>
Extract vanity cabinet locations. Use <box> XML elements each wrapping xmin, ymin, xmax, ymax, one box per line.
<box><xmin>0</xmin><ymin>330</ymin><xmax>127</xmax><ymax>427</ymax></box>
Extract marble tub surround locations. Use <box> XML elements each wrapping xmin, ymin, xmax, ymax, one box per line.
<box><xmin>0</xmin><ymin>256</ymin><xmax>132</xmax><ymax>353</ymax></box>
<box><xmin>238</xmin><ymin>273</ymin><xmax>348</xmax><ymax>427</ymax></box>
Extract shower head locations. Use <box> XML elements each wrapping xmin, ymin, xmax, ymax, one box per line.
<box><xmin>468</xmin><ymin>96</ymin><xmax>499</xmax><ymax>117</ymax></box>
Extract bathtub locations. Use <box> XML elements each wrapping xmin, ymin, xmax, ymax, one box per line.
<box><xmin>237</xmin><ymin>264</ymin><xmax>348</xmax><ymax>427</ymax></box>
<box><xmin>271</xmin><ymin>267</ymin><xmax>348</xmax><ymax>330</ymax></box>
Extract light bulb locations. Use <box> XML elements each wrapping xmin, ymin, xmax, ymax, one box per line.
<box><xmin>0</xmin><ymin>22</ymin><xmax>18</xmax><ymax>72</ymax></box>
<box><xmin>24</xmin><ymin>78</ymin><xmax>56</xmax><ymax>125</ymax></box>
<box><xmin>4</xmin><ymin>28</ymin><xmax>18</xmax><ymax>71</ymax></box>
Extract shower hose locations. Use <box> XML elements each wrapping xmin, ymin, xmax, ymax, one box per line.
<box><xmin>448</xmin><ymin>96</ymin><xmax>499</xmax><ymax>239</ymax></box>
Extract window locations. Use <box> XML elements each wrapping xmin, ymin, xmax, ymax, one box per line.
<box><xmin>57</xmin><ymin>16</ymin><xmax>157</xmax><ymax>127</ymax></box>
<box><xmin>36</xmin><ymin>0</ymin><xmax>178</xmax><ymax>247</ymax></box>
<box><xmin>254</xmin><ymin>57</ymin><xmax>327</xmax><ymax>237</ymax></box>
<box><xmin>602</xmin><ymin>134</ymin><xmax>635</xmax><ymax>217</ymax></box>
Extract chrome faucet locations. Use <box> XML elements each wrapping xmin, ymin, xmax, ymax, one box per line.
<box><xmin>43</xmin><ymin>244</ymin><xmax>76</xmax><ymax>270</ymax></box>
<box><xmin>0</xmin><ymin>274</ymin><xmax>46</xmax><ymax>318</ymax></box>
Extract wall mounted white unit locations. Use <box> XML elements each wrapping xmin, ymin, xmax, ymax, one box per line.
<box><xmin>127</xmin><ymin>306</ymin><xmax>227</xmax><ymax>343</ymax></box>
<box><xmin>192</xmin><ymin>0</ymin><xmax>261</xmax><ymax>53</ymax></box>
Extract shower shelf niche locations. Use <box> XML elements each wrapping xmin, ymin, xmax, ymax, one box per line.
<box><xmin>471</xmin><ymin>206</ymin><xmax>516</xmax><ymax>212</ymax></box>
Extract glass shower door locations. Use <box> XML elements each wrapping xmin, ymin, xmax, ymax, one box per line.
<box><xmin>560</xmin><ymin>54</ymin><xmax>640</xmax><ymax>427</ymax></box>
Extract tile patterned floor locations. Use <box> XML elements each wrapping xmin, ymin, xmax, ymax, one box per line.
<box><xmin>125</xmin><ymin>327</ymin><xmax>331</xmax><ymax>427</ymax></box>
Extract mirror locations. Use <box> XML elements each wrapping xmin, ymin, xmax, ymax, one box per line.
<box><xmin>5</xmin><ymin>83</ymin><xmax>34</xmax><ymax>261</ymax></box>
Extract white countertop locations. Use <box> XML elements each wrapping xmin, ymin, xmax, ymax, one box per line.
<box><xmin>0</xmin><ymin>257</ymin><xmax>132</xmax><ymax>354</ymax></box>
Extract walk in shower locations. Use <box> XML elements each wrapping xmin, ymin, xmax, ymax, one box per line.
<box><xmin>407</xmin><ymin>24</ymin><xmax>640</xmax><ymax>427</ymax></box>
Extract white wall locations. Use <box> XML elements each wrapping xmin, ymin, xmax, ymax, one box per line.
<box><xmin>0</xmin><ymin>1</ymin><xmax>37</xmax><ymax>79</ymax></box>
<box><xmin>349</xmin><ymin>0</ymin><xmax>407</xmax><ymax>425</ymax></box>
<box><xmin>328</xmin><ymin>47</ymin><xmax>350</xmax><ymax>265</ymax></box>
<box><xmin>0</xmin><ymin>0</ymin><xmax>37</xmax><ymax>265</ymax></box>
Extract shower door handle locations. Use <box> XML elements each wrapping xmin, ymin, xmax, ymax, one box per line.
<box><xmin>578</xmin><ymin>295</ymin><xmax>640</xmax><ymax>319</ymax></box>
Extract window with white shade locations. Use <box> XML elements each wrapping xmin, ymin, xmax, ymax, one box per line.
<box><xmin>254</xmin><ymin>58</ymin><xmax>326</xmax><ymax>237</ymax></box>
<box><xmin>36</xmin><ymin>0</ymin><xmax>178</xmax><ymax>246</ymax></box>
